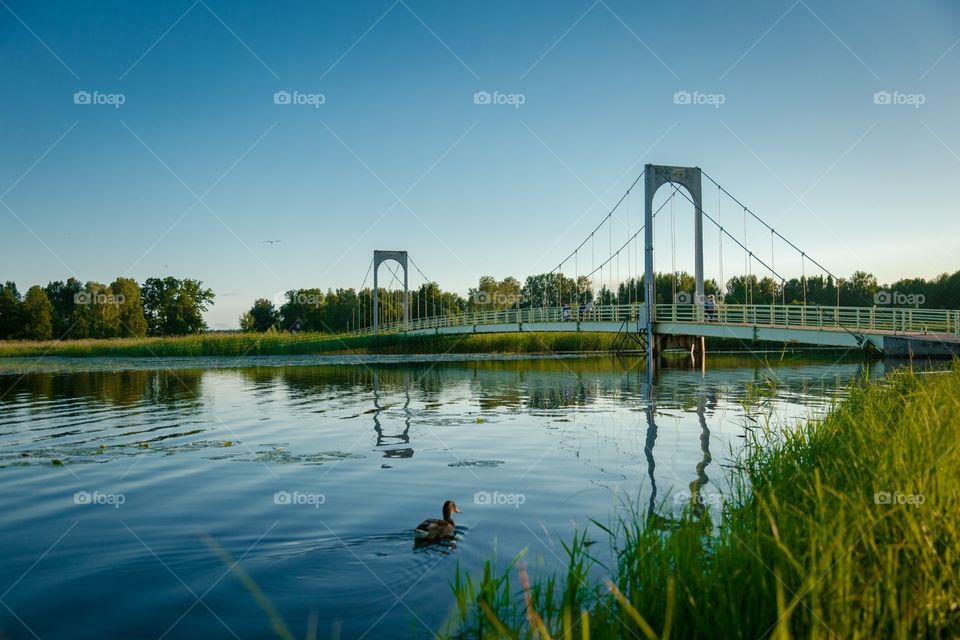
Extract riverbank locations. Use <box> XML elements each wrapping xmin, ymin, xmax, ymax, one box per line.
<box><xmin>0</xmin><ymin>331</ymin><xmax>852</xmax><ymax>358</ymax></box>
<box><xmin>446</xmin><ymin>365</ymin><xmax>960</xmax><ymax>639</ymax></box>
<box><xmin>0</xmin><ymin>332</ymin><xmax>622</xmax><ymax>357</ymax></box>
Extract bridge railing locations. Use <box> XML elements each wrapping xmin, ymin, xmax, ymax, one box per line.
<box><xmin>348</xmin><ymin>304</ymin><xmax>645</xmax><ymax>336</ymax></box>
<box><xmin>348</xmin><ymin>304</ymin><xmax>960</xmax><ymax>336</ymax></box>
<box><xmin>654</xmin><ymin>304</ymin><xmax>960</xmax><ymax>335</ymax></box>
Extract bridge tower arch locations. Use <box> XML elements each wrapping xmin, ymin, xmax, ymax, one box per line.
<box><xmin>643</xmin><ymin>165</ymin><xmax>704</xmax><ymax>371</ymax></box>
<box><xmin>372</xmin><ymin>250</ymin><xmax>409</xmax><ymax>335</ymax></box>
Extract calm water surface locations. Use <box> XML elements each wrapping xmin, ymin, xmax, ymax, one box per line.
<box><xmin>0</xmin><ymin>354</ymin><xmax>886</xmax><ymax>639</ymax></box>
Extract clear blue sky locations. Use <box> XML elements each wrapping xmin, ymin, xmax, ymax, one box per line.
<box><xmin>1</xmin><ymin>0</ymin><xmax>958</xmax><ymax>328</ymax></box>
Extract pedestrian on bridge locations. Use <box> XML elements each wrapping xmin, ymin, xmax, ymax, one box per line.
<box><xmin>705</xmin><ymin>294</ymin><xmax>717</xmax><ymax>322</ymax></box>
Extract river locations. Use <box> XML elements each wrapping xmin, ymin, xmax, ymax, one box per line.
<box><xmin>0</xmin><ymin>353</ymin><xmax>889</xmax><ymax>639</ymax></box>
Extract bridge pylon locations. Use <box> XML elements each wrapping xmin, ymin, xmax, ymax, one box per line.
<box><xmin>644</xmin><ymin>165</ymin><xmax>704</xmax><ymax>372</ymax></box>
<box><xmin>372</xmin><ymin>250</ymin><xmax>409</xmax><ymax>335</ymax></box>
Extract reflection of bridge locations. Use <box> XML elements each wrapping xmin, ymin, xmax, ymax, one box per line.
<box><xmin>356</xmin><ymin>164</ymin><xmax>960</xmax><ymax>363</ymax></box>
<box><xmin>356</xmin><ymin>302</ymin><xmax>960</xmax><ymax>358</ymax></box>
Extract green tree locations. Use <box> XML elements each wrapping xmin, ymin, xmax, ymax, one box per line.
<box><xmin>44</xmin><ymin>278</ymin><xmax>88</xmax><ymax>339</ymax></box>
<box><xmin>468</xmin><ymin>276</ymin><xmax>524</xmax><ymax>310</ymax></box>
<box><xmin>0</xmin><ymin>281</ymin><xmax>21</xmax><ymax>339</ymax></box>
<box><xmin>20</xmin><ymin>286</ymin><xmax>53</xmax><ymax>340</ymax></box>
<box><xmin>111</xmin><ymin>277</ymin><xmax>147</xmax><ymax>337</ymax></box>
<box><xmin>242</xmin><ymin>298</ymin><xmax>280</xmax><ymax>332</ymax></box>
<box><xmin>520</xmin><ymin>273</ymin><xmax>578</xmax><ymax>308</ymax></box>
<box><xmin>141</xmin><ymin>277</ymin><xmax>214</xmax><ymax>335</ymax></box>
<box><xmin>278</xmin><ymin>289</ymin><xmax>325</xmax><ymax>331</ymax></box>
<box><xmin>84</xmin><ymin>281</ymin><xmax>121</xmax><ymax>339</ymax></box>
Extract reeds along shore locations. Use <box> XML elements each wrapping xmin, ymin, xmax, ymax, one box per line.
<box><xmin>445</xmin><ymin>364</ymin><xmax>960</xmax><ymax>639</ymax></box>
<box><xmin>0</xmin><ymin>331</ymin><xmax>852</xmax><ymax>358</ymax></box>
<box><xmin>0</xmin><ymin>332</ymin><xmax>623</xmax><ymax>357</ymax></box>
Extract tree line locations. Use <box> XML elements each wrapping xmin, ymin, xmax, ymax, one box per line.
<box><xmin>4</xmin><ymin>268</ymin><xmax>955</xmax><ymax>340</ymax></box>
<box><xmin>0</xmin><ymin>277</ymin><xmax>214</xmax><ymax>341</ymax></box>
<box><xmin>241</xmin><ymin>269</ymin><xmax>960</xmax><ymax>333</ymax></box>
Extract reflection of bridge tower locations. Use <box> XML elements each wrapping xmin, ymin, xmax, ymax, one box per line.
<box><xmin>372</xmin><ymin>371</ymin><xmax>413</xmax><ymax>459</ymax></box>
<box><xmin>689</xmin><ymin>393</ymin><xmax>713</xmax><ymax>519</ymax></box>
<box><xmin>644</xmin><ymin>386</ymin><xmax>714</xmax><ymax>526</ymax></box>
<box><xmin>372</xmin><ymin>250</ymin><xmax>409</xmax><ymax>335</ymax></box>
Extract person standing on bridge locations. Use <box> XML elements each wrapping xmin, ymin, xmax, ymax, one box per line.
<box><xmin>562</xmin><ymin>304</ymin><xmax>572</xmax><ymax>321</ymax></box>
<box><xmin>705</xmin><ymin>294</ymin><xmax>717</xmax><ymax>322</ymax></box>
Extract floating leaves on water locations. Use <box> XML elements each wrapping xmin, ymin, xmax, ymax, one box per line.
<box><xmin>51</xmin><ymin>459</ymin><xmax>62</xmax><ymax>466</ymax></box>
<box><xmin>448</xmin><ymin>459</ymin><xmax>504</xmax><ymax>468</ymax></box>
<box><xmin>255</xmin><ymin>447</ymin><xmax>364</xmax><ymax>465</ymax></box>
<box><xmin>222</xmin><ymin>440</ymin><xmax>233</xmax><ymax>447</ymax></box>
<box><xmin>138</xmin><ymin>442</ymin><xmax>150</xmax><ymax>448</ymax></box>
<box><xmin>475</xmin><ymin>416</ymin><xmax>486</xmax><ymax>424</ymax></box>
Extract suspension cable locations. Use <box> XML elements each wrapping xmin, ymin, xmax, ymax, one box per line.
<box><xmin>702</xmin><ymin>169</ymin><xmax>857</xmax><ymax>301</ymax></box>
<box><xmin>657</xmin><ymin>167</ymin><xmax>867</xmax><ymax>343</ymax></box>
<box><xmin>548</xmin><ymin>169</ymin><xmax>646</xmax><ymax>276</ymax></box>
<box><xmin>670</xmin><ymin>193</ymin><xmax>676</xmax><ymax>303</ymax></box>
<box><xmin>718</xmin><ymin>186</ymin><xmax>724</xmax><ymax>299</ymax></box>
<box><xmin>802</xmin><ymin>253</ymin><xmax>808</xmax><ymax>306</ymax></box>
<box><xmin>582</xmin><ymin>183</ymin><xmax>681</xmax><ymax>281</ymax></box>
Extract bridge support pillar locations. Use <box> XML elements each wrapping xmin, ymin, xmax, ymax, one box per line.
<box><xmin>652</xmin><ymin>334</ymin><xmax>706</xmax><ymax>367</ymax></box>
<box><xmin>372</xmin><ymin>250</ymin><xmax>409</xmax><ymax>335</ymax></box>
<box><xmin>645</xmin><ymin>165</ymin><xmax>705</xmax><ymax>374</ymax></box>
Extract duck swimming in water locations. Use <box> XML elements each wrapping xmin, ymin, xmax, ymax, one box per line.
<box><xmin>414</xmin><ymin>500</ymin><xmax>461</xmax><ymax>541</ymax></box>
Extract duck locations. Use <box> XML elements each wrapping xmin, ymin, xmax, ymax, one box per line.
<box><xmin>414</xmin><ymin>500</ymin><xmax>461</xmax><ymax>541</ymax></box>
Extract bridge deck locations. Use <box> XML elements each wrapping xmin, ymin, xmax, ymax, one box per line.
<box><xmin>353</xmin><ymin>304</ymin><xmax>960</xmax><ymax>354</ymax></box>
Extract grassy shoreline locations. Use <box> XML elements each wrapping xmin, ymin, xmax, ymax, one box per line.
<box><xmin>446</xmin><ymin>365</ymin><xmax>960</xmax><ymax>639</ymax></box>
<box><xmin>0</xmin><ymin>331</ymin><xmax>854</xmax><ymax>358</ymax></box>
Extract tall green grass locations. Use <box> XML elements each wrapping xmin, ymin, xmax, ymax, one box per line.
<box><xmin>0</xmin><ymin>331</ymin><xmax>627</xmax><ymax>358</ymax></box>
<box><xmin>0</xmin><ymin>330</ymin><xmax>850</xmax><ymax>358</ymax></box>
<box><xmin>447</xmin><ymin>364</ymin><xmax>960</xmax><ymax>639</ymax></box>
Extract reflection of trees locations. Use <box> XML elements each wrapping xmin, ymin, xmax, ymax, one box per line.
<box><xmin>0</xmin><ymin>369</ymin><xmax>203</xmax><ymax>408</ymax></box>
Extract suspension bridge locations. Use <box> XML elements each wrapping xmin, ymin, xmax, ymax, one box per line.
<box><xmin>349</xmin><ymin>164</ymin><xmax>960</xmax><ymax>364</ymax></box>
